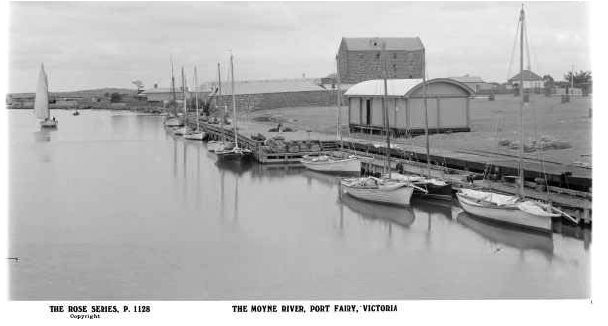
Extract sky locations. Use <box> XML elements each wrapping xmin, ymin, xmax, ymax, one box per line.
<box><xmin>8</xmin><ymin>1</ymin><xmax>591</xmax><ymax>93</ymax></box>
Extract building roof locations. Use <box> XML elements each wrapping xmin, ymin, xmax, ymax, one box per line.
<box><xmin>449</xmin><ymin>75</ymin><xmax>486</xmax><ymax>83</ymax></box>
<box><xmin>344</xmin><ymin>78</ymin><xmax>474</xmax><ymax>97</ymax></box>
<box><xmin>205</xmin><ymin>78</ymin><xmax>326</xmax><ymax>96</ymax></box>
<box><xmin>508</xmin><ymin>70</ymin><xmax>543</xmax><ymax>82</ymax></box>
<box><xmin>345</xmin><ymin>79</ymin><xmax>423</xmax><ymax>97</ymax></box>
<box><xmin>141</xmin><ymin>86</ymin><xmax>209</xmax><ymax>95</ymax></box>
<box><xmin>341</xmin><ymin>37</ymin><xmax>424</xmax><ymax>51</ymax></box>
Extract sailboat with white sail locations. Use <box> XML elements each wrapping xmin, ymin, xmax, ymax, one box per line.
<box><xmin>340</xmin><ymin>40</ymin><xmax>417</xmax><ymax>206</ymax></box>
<box><xmin>34</xmin><ymin>63</ymin><xmax>57</xmax><ymax>128</ymax></box>
<box><xmin>214</xmin><ymin>53</ymin><xmax>252</xmax><ymax>160</ymax></box>
<box><xmin>300</xmin><ymin>56</ymin><xmax>361</xmax><ymax>174</ymax></box>
<box><xmin>455</xmin><ymin>5</ymin><xmax>574</xmax><ymax>233</ymax></box>
<box><xmin>184</xmin><ymin>66</ymin><xmax>207</xmax><ymax>141</ymax></box>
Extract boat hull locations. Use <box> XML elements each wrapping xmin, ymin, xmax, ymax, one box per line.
<box><xmin>215</xmin><ymin>148</ymin><xmax>252</xmax><ymax>161</ymax></box>
<box><xmin>341</xmin><ymin>181</ymin><xmax>414</xmax><ymax>206</ymax></box>
<box><xmin>456</xmin><ymin>193</ymin><xmax>552</xmax><ymax>233</ymax></box>
<box><xmin>301</xmin><ymin>157</ymin><xmax>361</xmax><ymax>174</ymax></box>
<box><xmin>40</xmin><ymin>120</ymin><xmax>58</xmax><ymax>128</ymax></box>
<box><xmin>164</xmin><ymin>118</ymin><xmax>183</xmax><ymax>127</ymax></box>
<box><xmin>414</xmin><ymin>182</ymin><xmax>453</xmax><ymax>201</ymax></box>
<box><xmin>184</xmin><ymin>132</ymin><xmax>207</xmax><ymax>141</ymax></box>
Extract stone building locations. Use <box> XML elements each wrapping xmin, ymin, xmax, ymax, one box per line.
<box><xmin>344</xmin><ymin>78</ymin><xmax>474</xmax><ymax>136</ymax></box>
<box><xmin>337</xmin><ymin>37</ymin><xmax>425</xmax><ymax>84</ymax></box>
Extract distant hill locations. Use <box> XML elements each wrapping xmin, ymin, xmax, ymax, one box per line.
<box><xmin>8</xmin><ymin>88</ymin><xmax>136</xmax><ymax>98</ymax></box>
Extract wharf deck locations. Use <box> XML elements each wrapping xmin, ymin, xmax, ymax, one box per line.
<box><xmin>184</xmin><ymin>117</ymin><xmax>591</xmax><ymax>221</ymax></box>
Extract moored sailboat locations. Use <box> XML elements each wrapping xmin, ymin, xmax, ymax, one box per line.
<box><xmin>164</xmin><ymin>55</ymin><xmax>184</xmax><ymax>128</ymax></box>
<box><xmin>300</xmin><ymin>56</ymin><xmax>361</xmax><ymax>174</ymax></box>
<box><xmin>34</xmin><ymin>63</ymin><xmax>57</xmax><ymax>128</ymax></box>
<box><xmin>207</xmin><ymin>62</ymin><xmax>231</xmax><ymax>153</ymax></box>
<box><xmin>172</xmin><ymin>67</ymin><xmax>191</xmax><ymax>136</ymax></box>
<box><xmin>214</xmin><ymin>53</ymin><xmax>252</xmax><ymax>160</ymax></box>
<box><xmin>340</xmin><ymin>40</ymin><xmax>414</xmax><ymax>206</ymax></box>
<box><xmin>184</xmin><ymin>65</ymin><xmax>207</xmax><ymax>141</ymax></box>
<box><xmin>455</xmin><ymin>5</ymin><xmax>574</xmax><ymax>233</ymax></box>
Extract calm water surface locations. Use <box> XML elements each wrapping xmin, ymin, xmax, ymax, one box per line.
<box><xmin>9</xmin><ymin>110</ymin><xmax>590</xmax><ymax>299</ymax></box>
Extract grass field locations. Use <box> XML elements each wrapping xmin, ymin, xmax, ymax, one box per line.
<box><xmin>243</xmin><ymin>94</ymin><xmax>592</xmax><ymax>167</ymax></box>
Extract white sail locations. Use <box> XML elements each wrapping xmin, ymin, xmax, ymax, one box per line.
<box><xmin>34</xmin><ymin>64</ymin><xmax>49</xmax><ymax>120</ymax></box>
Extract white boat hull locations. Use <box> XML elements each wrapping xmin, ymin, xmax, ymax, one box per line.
<box><xmin>184</xmin><ymin>132</ymin><xmax>206</xmax><ymax>141</ymax></box>
<box><xmin>301</xmin><ymin>157</ymin><xmax>361</xmax><ymax>173</ymax></box>
<box><xmin>207</xmin><ymin>141</ymin><xmax>225</xmax><ymax>153</ymax></box>
<box><xmin>164</xmin><ymin>118</ymin><xmax>183</xmax><ymax>127</ymax></box>
<box><xmin>456</xmin><ymin>193</ymin><xmax>553</xmax><ymax>233</ymax></box>
<box><xmin>341</xmin><ymin>180</ymin><xmax>414</xmax><ymax>206</ymax></box>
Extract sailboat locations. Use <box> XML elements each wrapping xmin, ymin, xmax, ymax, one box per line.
<box><xmin>340</xmin><ymin>40</ymin><xmax>416</xmax><ymax>206</ymax></box>
<box><xmin>455</xmin><ymin>5</ymin><xmax>573</xmax><ymax>233</ymax></box>
<box><xmin>207</xmin><ymin>62</ymin><xmax>229</xmax><ymax>152</ymax></box>
<box><xmin>390</xmin><ymin>63</ymin><xmax>452</xmax><ymax>201</ymax></box>
<box><xmin>34</xmin><ymin>63</ymin><xmax>57</xmax><ymax>128</ymax></box>
<box><xmin>300</xmin><ymin>56</ymin><xmax>361</xmax><ymax>174</ymax></box>
<box><xmin>172</xmin><ymin>67</ymin><xmax>190</xmax><ymax>136</ymax></box>
<box><xmin>184</xmin><ymin>66</ymin><xmax>207</xmax><ymax>141</ymax></box>
<box><xmin>214</xmin><ymin>53</ymin><xmax>252</xmax><ymax>160</ymax></box>
<box><xmin>164</xmin><ymin>56</ymin><xmax>184</xmax><ymax>128</ymax></box>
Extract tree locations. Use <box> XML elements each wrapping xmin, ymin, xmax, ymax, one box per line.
<box><xmin>563</xmin><ymin>70</ymin><xmax>591</xmax><ymax>86</ymax></box>
<box><xmin>542</xmin><ymin>75</ymin><xmax>555</xmax><ymax>88</ymax></box>
<box><xmin>110</xmin><ymin>92</ymin><xmax>122</xmax><ymax>103</ymax></box>
<box><xmin>542</xmin><ymin>75</ymin><xmax>555</xmax><ymax>96</ymax></box>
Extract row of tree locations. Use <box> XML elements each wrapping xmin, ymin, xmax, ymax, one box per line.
<box><xmin>542</xmin><ymin>70</ymin><xmax>592</xmax><ymax>89</ymax></box>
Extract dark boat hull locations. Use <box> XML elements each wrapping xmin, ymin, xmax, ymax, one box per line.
<box><xmin>413</xmin><ymin>182</ymin><xmax>453</xmax><ymax>201</ymax></box>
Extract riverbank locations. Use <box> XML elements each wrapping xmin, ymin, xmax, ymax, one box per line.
<box><xmin>241</xmin><ymin>94</ymin><xmax>592</xmax><ymax>169</ymax></box>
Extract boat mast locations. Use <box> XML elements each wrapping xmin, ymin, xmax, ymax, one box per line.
<box><xmin>518</xmin><ymin>4</ymin><xmax>526</xmax><ymax>197</ymax></box>
<box><xmin>170</xmin><ymin>55</ymin><xmax>177</xmax><ymax>116</ymax></box>
<box><xmin>218</xmin><ymin>62</ymin><xmax>225</xmax><ymax>143</ymax></box>
<box><xmin>381</xmin><ymin>41</ymin><xmax>391</xmax><ymax>178</ymax></box>
<box><xmin>181</xmin><ymin>67</ymin><xmax>187</xmax><ymax>126</ymax></box>
<box><xmin>422</xmin><ymin>48</ymin><xmax>431</xmax><ymax>179</ymax></box>
<box><xmin>194</xmin><ymin>66</ymin><xmax>200</xmax><ymax>130</ymax></box>
<box><xmin>230</xmin><ymin>53</ymin><xmax>238</xmax><ymax>148</ymax></box>
<box><xmin>336</xmin><ymin>55</ymin><xmax>343</xmax><ymax>149</ymax></box>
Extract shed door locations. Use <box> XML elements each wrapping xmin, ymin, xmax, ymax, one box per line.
<box><xmin>365</xmin><ymin>99</ymin><xmax>372</xmax><ymax>125</ymax></box>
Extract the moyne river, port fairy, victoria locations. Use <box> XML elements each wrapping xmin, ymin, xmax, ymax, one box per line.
<box><xmin>9</xmin><ymin>110</ymin><xmax>589</xmax><ymax>299</ymax></box>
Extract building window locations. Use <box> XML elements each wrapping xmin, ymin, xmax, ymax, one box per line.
<box><xmin>376</xmin><ymin>53</ymin><xmax>380</xmax><ymax>59</ymax></box>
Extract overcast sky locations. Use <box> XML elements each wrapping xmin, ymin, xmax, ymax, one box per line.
<box><xmin>8</xmin><ymin>1</ymin><xmax>590</xmax><ymax>93</ymax></box>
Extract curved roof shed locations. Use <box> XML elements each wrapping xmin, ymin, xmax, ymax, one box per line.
<box><xmin>344</xmin><ymin>78</ymin><xmax>475</xmax><ymax>98</ymax></box>
<box><xmin>345</xmin><ymin>78</ymin><xmax>474</xmax><ymax>135</ymax></box>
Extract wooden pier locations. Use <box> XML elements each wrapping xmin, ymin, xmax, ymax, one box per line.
<box><xmin>184</xmin><ymin>117</ymin><xmax>592</xmax><ymax>225</ymax></box>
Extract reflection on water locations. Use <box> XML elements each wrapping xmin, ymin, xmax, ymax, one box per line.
<box><xmin>340</xmin><ymin>193</ymin><xmax>415</xmax><ymax>229</ymax></box>
<box><xmin>8</xmin><ymin>110</ymin><xmax>590</xmax><ymax>300</ymax></box>
<box><xmin>456</xmin><ymin>212</ymin><xmax>554</xmax><ymax>258</ymax></box>
<box><xmin>33</xmin><ymin>129</ymin><xmax>54</xmax><ymax>142</ymax></box>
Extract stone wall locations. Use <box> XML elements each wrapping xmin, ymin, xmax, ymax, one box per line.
<box><xmin>338</xmin><ymin>48</ymin><xmax>424</xmax><ymax>84</ymax></box>
<box><xmin>216</xmin><ymin>89</ymin><xmax>345</xmax><ymax>113</ymax></box>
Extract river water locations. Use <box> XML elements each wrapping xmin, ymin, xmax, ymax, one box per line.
<box><xmin>8</xmin><ymin>110</ymin><xmax>590</xmax><ymax>300</ymax></box>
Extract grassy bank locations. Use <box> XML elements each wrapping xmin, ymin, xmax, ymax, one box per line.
<box><xmin>242</xmin><ymin>94</ymin><xmax>592</xmax><ymax>167</ymax></box>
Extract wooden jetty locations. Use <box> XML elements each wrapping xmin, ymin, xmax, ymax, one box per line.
<box><xmin>184</xmin><ymin>117</ymin><xmax>592</xmax><ymax>225</ymax></box>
